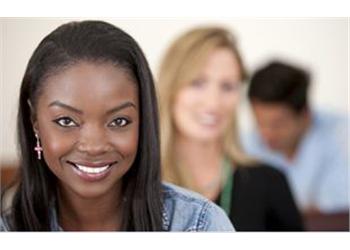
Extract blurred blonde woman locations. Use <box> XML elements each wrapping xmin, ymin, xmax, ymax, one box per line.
<box><xmin>157</xmin><ymin>26</ymin><xmax>303</xmax><ymax>231</ymax></box>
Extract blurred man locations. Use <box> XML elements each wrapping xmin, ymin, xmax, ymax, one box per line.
<box><xmin>242</xmin><ymin>61</ymin><xmax>348</xmax><ymax>213</ymax></box>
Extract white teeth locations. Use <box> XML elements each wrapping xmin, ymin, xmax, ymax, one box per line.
<box><xmin>75</xmin><ymin>164</ymin><xmax>110</xmax><ymax>174</ymax></box>
<box><xmin>198</xmin><ymin>114</ymin><xmax>218</xmax><ymax>125</ymax></box>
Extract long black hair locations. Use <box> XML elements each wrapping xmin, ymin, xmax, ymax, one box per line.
<box><xmin>1</xmin><ymin>20</ymin><xmax>163</xmax><ymax>231</ymax></box>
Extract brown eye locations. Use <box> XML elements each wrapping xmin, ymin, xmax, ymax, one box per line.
<box><xmin>53</xmin><ymin>117</ymin><xmax>78</xmax><ymax>127</ymax></box>
<box><xmin>109</xmin><ymin>117</ymin><xmax>131</xmax><ymax>128</ymax></box>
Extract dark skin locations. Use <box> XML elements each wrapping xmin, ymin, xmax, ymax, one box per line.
<box><xmin>251</xmin><ymin>101</ymin><xmax>311</xmax><ymax>161</ymax></box>
<box><xmin>31</xmin><ymin>61</ymin><xmax>139</xmax><ymax>230</ymax></box>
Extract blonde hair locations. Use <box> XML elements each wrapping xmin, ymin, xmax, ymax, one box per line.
<box><xmin>157</xmin><ymin>26</ymin><xmax>254</xmax><ymax>191</ymax></box>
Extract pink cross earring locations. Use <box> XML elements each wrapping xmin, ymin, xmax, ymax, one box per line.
<box><xmin>34</xmin><ymin>133</ymin><xmax>43</xmax><ymax>160</ymax></box>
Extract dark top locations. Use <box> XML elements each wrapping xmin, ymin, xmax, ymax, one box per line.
<box><xmin>215</xmin><ymin>164</ymin><xmax>304</xmax><ymax>231</ymax></box>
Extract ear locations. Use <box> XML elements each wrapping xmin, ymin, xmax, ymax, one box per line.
<box><xmin>27</xmin><ymin>99</ymin><xmax>39</xmax><ymax>135</ymax></box>
<box><xmin>301</xmin><ymin>107</ymin><xmax>311</xmax><ymax>118</ymax></box>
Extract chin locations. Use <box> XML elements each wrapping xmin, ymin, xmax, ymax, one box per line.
<box><xmin>73</xmin><ymin>185</ymin><xmax>114</xmax><ymax>199</ymax></box>
<box><xmin>191</xmin><ymin>132</ymin><xmax>221</xmax><ymax>143</ymax></box>
<box><xmin>60</xmin><ymin>180</ymin><xmax>118</xmax><ymax>200</ymax></box>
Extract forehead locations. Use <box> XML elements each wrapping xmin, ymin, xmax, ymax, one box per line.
<box><xmin>252</xmin><ymin>101</ymin><xmax>297</xmax><ymax>120</ymax></box>
<box><xmin>38</xmin><ymin>61</ymin><xmax>139</xmax><ymax>108</ymax></box>
<box><xmin>199</xmin><ymin>48</ymin><xmax>241</xmax><ymax>78</ymax></box>
<box><xmin>205</xmin><ymin>48</ymin><xmax>238</xmax><ymax>67</ymax></box>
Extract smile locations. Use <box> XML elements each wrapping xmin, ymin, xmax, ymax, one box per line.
<box><xmin>66</xmin><ymin>160</ymin><xmax>117</xmax><ymax>181</ymax></box>
<box><xmin>74</xmin><ymin>164</ymin><xmax>111</xmax><ymax>174</ymax></box>
<box><xmin>196</xmin><ymin>113</ymin><xmax>220</xmax><ymax>126</ymax></box>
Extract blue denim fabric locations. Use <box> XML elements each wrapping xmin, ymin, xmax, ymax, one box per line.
<box><xmin>0</xmin><ymin>182</ymin><xmax>234</xmax><ymax>231</ymax></box>
<box><xmin>161</xmin><ymin>183</ymin><xmax>234</xmax><ymax>231</ymax></box>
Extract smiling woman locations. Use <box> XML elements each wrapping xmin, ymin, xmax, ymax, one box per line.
<box><xmin>0</xmin><ymin>20</ymin><xmax>233</xmax><ymax>231</ymax></box>
<box><xmin>157</xmin><ymin>26</ymin><xmax>303</xmax><ymax>231</ymax></box>
<box><xmin>33</xmin><ymin>62</ymin><xmax>140</xmax><ymax>202</ymax></box>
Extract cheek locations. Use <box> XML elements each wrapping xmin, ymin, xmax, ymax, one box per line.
<box><xmin>38</xmin><ymin>122</ymin><xmax>76</xmax><ymax>166</ymax></box>
<box><xmin>223</xmin><ymin>91</ymin><xmax>240</xmax><ymax>108</ymax></box>
<box><xmin>173</xmin><ymin>90</ymin><xmax>198</xmax><ymax>117</ymax></box>
<box><xmin>111</xmin><ymin>125</ymin><xmax>139</xmax><ymax>159</ymax></box>
<box><xmin>175</xmin><ymin>88</ymin><xmax>202</xmax><ymax>109</ymax></box>
<box><xmin>41</xmin><ymin>132</ymin><xmax>76</xmax><ymax>171</ymax></box>
<box><xmin>217</xmin><ymin>94</ymin><xmax>239</xmax><ymax>130</ymax></box>
<box><xmin>284</xmin><ymin>125</ymin><xmax>299</xmax><ymax>140</ymax></box>
<box><xmin>173</xmin><ymin>96</ymin><xmax>187</xmax><ymax>124</ymax></box>
<box><xmin>172</xmin><ymin>102</ymin><xmax>197</xmax><ymax>137</ymax></box>
<box><xmin>220</xmin><ymin>94</ymin><xmax>239</xmax><ymax>121</ymax></box>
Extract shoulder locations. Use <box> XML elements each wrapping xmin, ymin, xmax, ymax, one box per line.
<box><xmin>308</xmin><ymin>110</ymin><xmax>347</xmax><ymax>156</ymax></box>
<box><xmin>312</xmin><ymin>110</ymin><xmax>347</xmax><ymax>137</ymax></box>
<box><xmin>161</xmin><ymin>182</ymin><xmax>234</xmax><ymax>231</ymax></box>
<box><xmin>236</xmin><ymin>163</ymin><xmax>286</xmax><ymax>181</ymax></box>
<box><xmin>234</xmin><ymin>163</ymin><xmax>290</xmax><ymax>193</ymax></box>
<box><xmin>233</xmin><ymin>164</ymin><xmax>297</xmax><ymax>208</ymax></box>
<box><xmin>0</xmin><ymin>215</ymin><xmax>10</xmax><ymax>231</ymax></box>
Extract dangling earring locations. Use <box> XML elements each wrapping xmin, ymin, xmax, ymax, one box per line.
<box><xmin>34</xmin><ymin>133</ymin><xmax>43</xmax><ymax>160</ymax></box>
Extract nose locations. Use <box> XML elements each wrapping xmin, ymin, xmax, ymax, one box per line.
<box><xmin>203</xmin><ymin>85</ymin><xmax>221</xmax><ymax>110</ymax></box>
<box><xmin>76</xmin><ymin>124</ymin><xmax>111</xmax><ymax>156</ymax></box>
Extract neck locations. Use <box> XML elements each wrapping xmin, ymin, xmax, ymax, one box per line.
<box><xmin>175</xmin><ymin>134</ymin><xmax>222</xmax><ymax>170</ymax></box>
<box><xmin>284</xmin><ymin>115</ymin><xmax>312</xmax><ymax>161</ymax></box>
<box><xmin>57</xmin><ymin>182</ymin><xmax>123</xmax><ymax>231</ymax></box>
<box><xmin>175</xmin><ymin>134</ymin><xmax>224</xmax><ymax>200</ymax></box>
<box><xmin>284</xmin><ymin>144</ymin><xmax>300</xmax><ymax>161</ymax></box>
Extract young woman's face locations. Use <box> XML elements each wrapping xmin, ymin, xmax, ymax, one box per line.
<box><xmin>33</xmin><ymin>61</ymin><xmax>139</xmax><ymax>199</ymax></box>
<box><xmin>173</xmin><ymin>48</ymin><xmax>242</xmax><ymax>142</ymax></box>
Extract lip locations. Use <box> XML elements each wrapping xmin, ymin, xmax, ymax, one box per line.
<box><xmin>196</xmin><ymin>113</ymin><xmax>221</xmax><ymax>126</ymax></box>
<box><xmin>197</xmin><ymin>118</ymin><xmax>220</xmax><ymax>128</ymax></box>
<box><xmin>66</xmin><ymin>160</ymin><xmax>118</xmax><ymax>182</ymax></box>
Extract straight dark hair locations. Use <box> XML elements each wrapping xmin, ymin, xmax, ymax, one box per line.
<box><xmin>248</xmin><ymin>60</ymin><xmax>310</xmax><ymax>113</ymax></box>
<box><xmin>1</xmin><ymin>20</ymin><xmax>163</xmax><ymax>231</ymax></box>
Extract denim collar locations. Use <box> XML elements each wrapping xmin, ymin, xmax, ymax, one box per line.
<box><xmin>49</xmin><ymin>201</ymin><xmax>170</xmax><ymax>231</ymax></box>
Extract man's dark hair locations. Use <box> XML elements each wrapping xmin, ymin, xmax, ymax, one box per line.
<box><xmin>248</xmin><ymin>60</ymin><xmax>310</xmax><ymax>113</ymax></box>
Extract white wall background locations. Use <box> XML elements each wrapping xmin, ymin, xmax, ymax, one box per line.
<box><xmin>1</xmin><ymin>18</ymin><xmax>348</xmax><ymax>163</ymax></box>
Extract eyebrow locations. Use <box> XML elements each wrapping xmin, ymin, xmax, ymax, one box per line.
<box><xmin>48</xmin><ymin>101</ymin><xmax>83</xmax><ymax>114</ymax></box>
<box><xmin>48</xmin><ymin>101</ymin><xmax>136</xmax><ymax>115</ymax></box>
<box><xmin>105</xmin><ymin>102</ymin><xmax>137</xmax><ymax>115</ymax></box>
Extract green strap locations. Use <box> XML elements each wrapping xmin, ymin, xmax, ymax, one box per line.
<box><xmin>220</xmin><ymin>159</ymin><xmax>234</xmax><ymax>215</ymax></box>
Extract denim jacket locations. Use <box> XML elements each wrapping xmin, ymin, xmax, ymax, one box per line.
<box><xmin>161</xmin><ymin>183</ymin><xmax>234</xmax><ymax>231</ymax></box>
<box><xmin>0</xmin><ymin>182</ymin><xmax>234</xmax><ymax>231</ymax></box>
